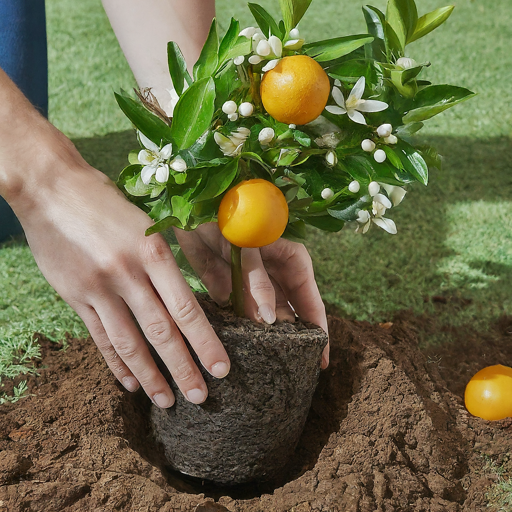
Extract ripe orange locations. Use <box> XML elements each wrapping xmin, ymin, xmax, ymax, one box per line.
<box><xmin>260</xmin><ymin>55</ymin><xmax>330</xmax><ymax>125</ymax></box>
<box><xmin>464</xmin><ymin>364</ymin><xmax>512</xmax><ymax>420</ymax></box>
<box><xmin>218</xmin><ymin>179</ymin><xmax>289</xmax><ymax>248</ymax></box>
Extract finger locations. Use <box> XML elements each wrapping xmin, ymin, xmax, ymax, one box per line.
<box><xmin>143</xmin><ymin>238</ymin><xmax>231</xmax><ymax>380</ymax></box>
<box><xmin>173</xmin><ymin>227</ymin><xmax>232</xmax><ymax>305</ymax></box>
<box><xmin>241</xmin><ymin>248</ymin><xmax>276</xmax><ymax>324</ymax></box>
<box><xmin>92</xmin><ymin>295</ymin><xmax>176</xmax><ymax>409</ymax></box>
<box><xmin>123</xmin><ymin>279</ymin><xmax>210</xmax><ymax>405</ymax></box>
<box><xmin>269</xmin><ymin>275</ymin><xmax>296</xmax><ymax>322</ymax></box>
<box><xmin>78</xmin><ymin>304</ymin><xmax>140</xmax><ymax>392</ymax></box>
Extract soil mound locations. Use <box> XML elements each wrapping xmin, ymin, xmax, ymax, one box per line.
<box><xmin>1</xmin><ymin>315</ymin><xmax>511</xmax><ymax>511</ymax></box>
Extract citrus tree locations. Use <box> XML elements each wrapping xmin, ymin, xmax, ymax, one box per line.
<box><xmin>115</xmin><ymin>0</ymin><xmax>474</xmax><ymax>316</ymax></box>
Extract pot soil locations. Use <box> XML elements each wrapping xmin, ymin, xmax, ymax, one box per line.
<box><xmin>151</xmin><ymin>296</ymin><xmax>328</xmax><ymax>485</ymax></box>
<box><xmin>1</xmin><ymin>311</ymin><xmax>512</xmax><ymax>511</ymax></box>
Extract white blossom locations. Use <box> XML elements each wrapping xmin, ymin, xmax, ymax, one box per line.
<box><xmin>368</xmin><ymin>181</ymin><xmax>380</xmax><ymax>196</ymax></box>
<box><xmin>138</xmin><ymin>132</ymin><xmax>174</xmax><ymax>184</ymax></box>
<box><xmin>238</xmin><ymin>102</ymin><xmax>254</xmax><ymax>117</ymax></box>
<box><xmin>326</xmin><ymin>151</ymin><xmax>337</xmax><ymax>166</ymax></box>
<box><xmin>356</xmin><ymin>193</ymin><xmax>397</xmax><ymax>235</ymax></box>
<box><xmin>239</xmin><ymin>26</ymin><xmax>258</xmax><ymax>38</ymax></box>
<box><xmin>256</xmin><ymin>39</ymin><xmax>272</xmax><ymax>57</ymax></box>
<box><xmin>396</xmin><ymin>57</ymin><xmax>418</xmax><ymax>70</ymax></box>
<box><xmin>222</xmin><ymin>100</ymin><xmax>237</xmax><ymax>115</ymax></box>
<box><xmin>321</xmin><ymin>188</ymin><xmax>334</xmax><ymax>200</ymax></box>
<box><xmin>384</xmin><ymin>134</ymin><xmax>398</xmax><ymax>145</ymax></box>
<box><xmin>233</xmin><ymin>55</ymin><xmax>245</xmax><ymax>66</ymax></box>
<box><xmin>169</xmin><ymin>156</ymin><xmax>187</xmax><ymax>173</ymax></box>
<box><xmin>379</xmin><ymin>182</ymin><xmax>406</xmax><ymax>206</ymax></box>
<box><xmin>348</xmin><ymin>180</ymin><xmax>360</xmax><ymax>193</ymax></box>
<box><xmin>262</xmin><ymin>59</ymin><xmax>280</xmax><ymax>72</ymax></box>
<box><xmin>377</xmin><ymin>123</ymin><xmax>393</xmax><ymax>138</ymax></box>
<box><xmin>361</xmin><ymin>139</ymin><xmax>376</xmax><ymax>152</ymax></box>
<box><xmin>214</xmin><ymin>127</ymin><xmax>250</xmax><ymax>157</ymax></box>
<box><xmin>228</xmin><ymin>113</ymin><xmax>238</xmax><ymax>122</ymax></box>
<box><xmin>289</xmin><ymin>124</ymin><xmax>296</xmax><ymax>130</ymax></box>
<box><xmin>284</xmin><ymin>27</ymin><xmax>304</xmax><ymax>50</ymax></box>
<box><xmin>258</xmin><ymin>127</ymin><xmax>275</xmax><ymax>144</ymax></box>
<box><xmin>289</xmin><ymin>28</ymin><xmax>300</xmax><ymax>39</ymax></box>
<box><xmin>374</xmin><ymin>149</ymin><xmax>387</xmax><ymax>163</ymax></box>
<box><xmin>248</xmin><ymin>55</ymin><xmax>264</xmax><ymax>65</ymax></box>
<box><xmin>325</xmin><ymin>76</ymin><xmax>388</xmax><ymax>125</ymax></box>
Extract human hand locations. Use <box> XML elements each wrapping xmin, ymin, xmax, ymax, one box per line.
<box><xmin>9</xmin><ymin>139</ymin><xmax>231</xmax><ymax>408</ymax></box>
<box><xmin>174</xmin><ymin>223</ymin><xmax>329</xmax><ymax>368</ymax></box>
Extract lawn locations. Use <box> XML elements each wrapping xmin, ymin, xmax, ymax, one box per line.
<box><xmin>2</xmin><ymin>0</ymin><xmax>511</xmax><ymax>391</ymax></box>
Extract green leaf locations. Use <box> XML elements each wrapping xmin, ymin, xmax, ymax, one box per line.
<box><xmin>328</xmin><ymin>197</ymin><xmax>369</xmax><ymax>222</ymax></box>
<box><xmin>384</xmin><ymin>21</ymin><xmax>403</xmax><ymax>57</ymax></box>
<box><xmin>409</xmin><ymin>6</ymin><xmax>454</xmax><ymax>43</ymax></box>
<box><xmin>282</xmin><ymin>220</ymin><xmax>306</xmax><ymax>242</ymax></box>
<box><xmin>248</xmin><ymin>3</ymin><xmax>282</xmax><ymax>38</ymax></box>
<box><xmin>303</xmin><ymin>215</ymin><xmax>344</xmax><ymax>232</ymax></box>
<box><xmin>362</xmin><ymin>5</ymin><xmax>387</xmax><ymax>61</ymax></box>
<box><xmin>145</xmin><ymin>216</ymin><xmax>182</xmax><ymax>236</ymax></box>
<box><xmin>279</xmin><ymin>0</ymin><xmax>312</xmax><ymax>32</ymax></box>
<box><xmin>167</xmin><ymin>42</ymin><xmax>192</xmax><ymax>96</ymax></box>
<box><xmin>115</xmin><ymin>93</ymin><xmax>173</xmax><ymax>145</ymax></box>
<box><xmin>328</xmin><ymin>59</ymin><xmax>378</xmax><ymax>85</ymax></box>
<box><xmin>171</xmin><ymin>195</ymin><xmax>193</xmax><ymax>226</ymax></box>
<box><xmin>222</xmin><ymin>36</ymin><xmax>252</xmax><ymax>63</ymax></box>
<box><xmin>125</xmin><ymin>175</ymin><xmax>152</xmax><ymax>197</ymax></box>
<box><xmin>193</xmin><ymin>19</ymin><xmax>219</xmax><ymax>81</ymax></box>
<box><xmin>394</xmin><ymin>139</ymin><xmax>428</xmax><ymax>185</ymax></box>
<box><xmin>277</xmin><ymin>148</ymin><xmax>301</xmax><ymax>166</ymax></box>
<box><xmin>386</xmin><ymin>0</ymin><xmax>418</xmax><ymax>50</ymax></box>
<box><xmin>170</xmin><ymin>77</ymin><xmax>216</xmax><ymax>150</ymax></box>
<box><xmin>402</xmin><ymin>85</ymin><xmax>476</xmax><ymax>123</ymax></box>
<box><xmin>383</xmin><ymin>145</ymin><xmax>405</xmax><ymax>170</ymax></box>
<box><xmin>304</xmin><ymin>34</ymin><xmax>374</xmax><ymax>62</ymax></box>
<box><xmin>293</xmin><ymin>130</ymin><xmax>311</xmax><ymax>147</ymax></box>
<box><xmin>218</xmin><ymin>18</ymin><xmax>240</xmax><ymax>65</ymax></box>
<box><xmin>128</xmin><ymin>150</ymin><xmax>140</xmax><ymax>165</ymax></box>
<box><xmin>191</xmin><ymin>159</ymin><xmax>239</xmax><ymax>203</ymax></box>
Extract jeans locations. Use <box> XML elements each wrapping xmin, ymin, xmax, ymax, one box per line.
<box><xmin>0</xmin><ymin>0</ymin><xmax>48</xmax><ymax>242</ymax></box>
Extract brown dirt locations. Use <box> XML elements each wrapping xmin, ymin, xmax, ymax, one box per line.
<box><xmin>1</xmin><ymin>312</ymin><xmax>512</xmax><ymax>512</ymax></box>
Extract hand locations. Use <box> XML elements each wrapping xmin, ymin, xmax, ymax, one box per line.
<box><xmin>11</xmin><ymin>143</ymin><xmax>231</xmax><ymax>408</ymax></box>
<box><xmin>174</xmin><ymin>223</ymin><xmax>329</xmax><ymax>368</ymax></box>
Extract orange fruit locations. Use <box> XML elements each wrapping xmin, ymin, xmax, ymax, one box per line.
<box><xmin>218</xmin><ymin>179</ymin><xmax>288</xmax><ymax>248</ymax></box>
<box><xmin>464</xmin><ymin>364</ymin><xmax>512</xmax><ymax>420</ymax></box>
<box><xmin>260</xmin><ymin>55</ymin><xmax>330</xmax><ymax>125</ymax></box>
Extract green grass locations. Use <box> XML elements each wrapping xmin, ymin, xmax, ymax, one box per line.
<box><xmin>1</xmin><ymin>0</ymin><xmax>511</xmax><ymax>399</ymax></box>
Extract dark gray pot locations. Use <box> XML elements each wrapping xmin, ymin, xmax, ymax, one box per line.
<box><xmin>150</xmin><ymin>297</ymin><xmax>327</xmax><ymax>485</ymax></box>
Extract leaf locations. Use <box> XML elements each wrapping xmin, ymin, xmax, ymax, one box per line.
<box><xmin>303</xmin><ymin>215</ymin><xmax>344</xmax><ymax>232</ymax></box>
<box><xmin>409</xmin><ymin>6</ymin><xmax>454</xmax><ymax>43</ymax></box>
<box><xmin>362</xmin><ymin>5</ymin><xmax>387</xmax><ymax>61</ymax></box>
<box><xmin>145</xmin><ymin>216</ymin><xmax>183</xmax><ymax>236</ymax></box>
<box><xmin>248</xmin><ymin>3</ymin><xmax>282</xmax><ymax>38</ymax></box>
<box><xmin>277</xmin><ymin>148</ymin><xmax>301</xmax><ymax>166</ymax></box>
<box><xmin>383</xmin><ymin>146</ymin><xmax>405</xmax><ymax>170</ymax></box>
<box><xmin>386</xmin><ymin>0</ymin><xmax>418</xmax><ymax>50</ymax></box>
<box><xmin>167</xmin><ymin>42</ymin><xmax>192</xmax><ymax>96</ymax></box>
<box><xmin>218</xmin><ymin>18</ymin><xmax>240</xmax><ymax>65</ymax></box>
<box><xmin>170</xmin><ymin>77</ymin><xmax>216</xmax><ymax>150</ymax></box>
<box><xmin>281</xmin><ymin>220</ymin><xmax>306</xmax><ymax>242</ymax></box>
<box><xmin>394</xmin><ymin>139</ymin><xmax>428</xmax><ymax>185</ymax></box>
<box><xmin>304</xmin><ymin>35</ymin><xmax>374</xmax><ymax>62</ymax></box>
<box><xmin>328</xmin><ymin>197</ymin><xmax>369</xmax><ymax>221</ymax></box>
<box><xmin>171</xmin><ymin>195</ymin><xmax>193</xmax><ymax>226</ymax></box>
<box><xmin>125</xmin><ymin>175</ymin><xmax>152</xmax><ymax>197</ymax></box>
<box><xmin>341</xmin><ymin>155</ymin><xmax>374</xmax><ymax>181</ymax></box>
<box><xmin>327</xmin><ymin>59</ymin><xmax>378</xmax><ymax>85</ymax></box>
<box><xmin>193</xmin><ymin>19</ymin><xmax>219</xmax><ymax>81</ymax></box>
<box><xmin>417</xmin><ymin>144</ymin><xmax>442</xmax><ymax>170</ymax></box>
<box><xmin>293</xmin><ymin>130</ymin><xmax>311</xmax><ymax>147</ymax></box>
<box><xmin>115</xmin><ymin>93</ymin><xmax>173</xmax><ymax>145</ymax></box>
<box><xmin>191</xmin><ymin>159</ymin><xmax>239</xmax><ymax>203</ymax></box>
<box><xmin>128</xmin><ymin>150</ymin><xmax>140</xmax><ymax>165</ymax></box>
<box><xmin>222</xmin><ymin>37</ymin><xmax>252</xmax><ymax>63</ymax></box>
<box><xmin>279</xmin><ymin>0</ymin><xmax>312</xmax><ymax>32</ymax></box>
<box><xmin>402</xmin><ymin>85</ymin><xmax>476</xmax><ymax>124</ymax></box>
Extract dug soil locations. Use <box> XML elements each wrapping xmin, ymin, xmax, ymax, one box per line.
<box><xmin>1</xmin><ymin>310</ymin><xmax>512</xmax><ymax>511</ymax></box>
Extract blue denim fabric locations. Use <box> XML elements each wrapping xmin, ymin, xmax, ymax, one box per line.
<box><xmin>0</xmin><ymin>0</ymin><xmax>48</xmax><ymax>242</ymax></box>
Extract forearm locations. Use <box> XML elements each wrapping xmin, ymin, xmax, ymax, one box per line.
<box><xmin>101</xmin><ymin>0</ymin><xmax>215</xmax><ymax>104</ymax></box>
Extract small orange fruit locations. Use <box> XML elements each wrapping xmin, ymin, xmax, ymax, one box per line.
<box><xmin>464</xmin><ymin>364</ymin><xmax>512</xmax><ymax>421</ymax></box>
<box><xmin>260</xmin><ymin>55</ymin><xmax>330</xmax><ymax>125</ymax></box>
<box><xmin>218</xmin><ymin>179</ymin><xmax>289</xmax><ymax>248</ymax></box>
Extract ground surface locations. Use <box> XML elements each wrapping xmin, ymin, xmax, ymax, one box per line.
<box><xmin>1</xmin><ymin>312</ymin><xmax>511</xmax><ymax>512</ymax></box>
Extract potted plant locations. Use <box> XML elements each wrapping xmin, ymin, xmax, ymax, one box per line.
<box><xmin>115</xmin><ymin>0</ymin><xmax>474</xmax><ymax>485</ymax></box>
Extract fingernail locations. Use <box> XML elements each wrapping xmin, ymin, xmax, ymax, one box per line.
<box><xmin>258</xmin><ymin>303</ymin><xmax>276</xmax><ymax>325</ymax></box>
<box><xmin>122</xmin><ymin>376</ymin><xmax>139</xmax><ymax>392</ymax></box>
<box><xmin>211</xmin><ymin>361</ymin><xmax>230</xmax><ymax>378</ymax></box>
<box><xmin>152</xmin><ymin>393</ymin><xmax>175</xmax><ymax>409</ymax></box>
<box><xmin>186</xmin><ymin>388</ymin><xmax>207</xmax><ymax>404</ymax></box>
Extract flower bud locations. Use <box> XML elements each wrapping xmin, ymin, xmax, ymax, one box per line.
<box><xmin>239</xmin><ymin>26</ymin><xmax>257</xmax><ymax>38</ymax></box>
<box><xmin>233</xmin><ymin>55</ymin><xmax>244</xmax><ymax>66</ymax></box>
<box><xmin>384</xmin><ymin>134</ymin><xmax>398</xmax><ymax>145</ymax></box>
<box><xmin>256</xmin><ymin>39</ymin><xmax>271</xmax><ymax>57</ymax></box>
<box><xmin>238</xmin><ymin>102</ymin><xmax>254</xmax><ymax>117</ymax></box>
<box><xmin>228</xmin><ymin>113</ymin><xmax>238</xmax><ymax>122</ymax></box>
<box><xmin>377</xmin><ymin>124</ymin><xmax>393</xmax><ymax>138</ymax></box>
<box><xmin>348</xmin><ymin>180</ymin><xmax>360</xmax><ymax>193</ymax></box>
<box><xmin>361</xmin><ymin>139</ymin><xmax>375</xmax><ymax>152</ymax></box>
<box><xmin>170</xmin><ymin>156</ymin><xmax>187</xmax><ymax>173</ymax></box>
<box><xmin>288</xmin><ymin>124</ymin><xmax>296</xmax><ymax>130</ymax></box>
<box><xmin>248</xmin><ymin>55</ymin><xmax>263</xmax><ymax>65</ymax></box>
<box><xmin>373</xmin><ymin>149</ymin><xmax>387</xmax><ymax>163</ymax></box>
<box><xmin>396</xmin><ymin>57</ymin><xmax>417</xmax><ymax>70</ymax></box>
<box><xmin>321</xmin><ymin>188</ymin><xmax>334</xmax><ymax>200</ymax></box>
<box><xmin>262</xmin><ymin>59</ymin><xmax>279</xmax><ymax>72</ymax></box>
<box><xmin>268</xmin><ymin>35</ymin><xmax>283</xmax><ymax>58</ymax></box>
<box><xmin>258</xmin><ymin>127</ymin><xmax>275</xmax><ymax>144</ymax></box>
<box><xmin>368</xmin><ymin>181</ymin><xmax>380</xmax><ymax>196</ymax></box>
<box><xmin>222</xmin><ymin>100</ymin><xmax>237</xmax><ymax>115</ymax></box>
<box><xmin>326</xmin><ymin>151</ymin><xmax>337</xmax><ymax>166</ymax></box>
<box><xmin>289</xmin><ymin>28</ymin><xmax>300</xmax><ymax>39</ymax></box>
<box><xmin>357</xmin><ymin>210</ymin><xmax>370</xmax><ymax>223</ymax></box>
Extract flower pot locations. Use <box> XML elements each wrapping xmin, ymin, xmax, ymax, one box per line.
<box><xmin>150</xmin><ymin>295</ymin><xmax>327</xmax><ymax>485</ymax></box>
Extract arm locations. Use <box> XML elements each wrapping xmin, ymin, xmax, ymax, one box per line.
<box><xmin>0</xmin><ymin>67</ymin><xmax>231</xmax><ymax>407</ymax></box>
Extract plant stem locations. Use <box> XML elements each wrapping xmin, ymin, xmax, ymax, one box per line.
<box><xmin>231</xmin><ymin>244</ymin><xmax>244</xmax><ymax>317</ymax></box>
